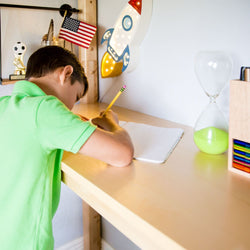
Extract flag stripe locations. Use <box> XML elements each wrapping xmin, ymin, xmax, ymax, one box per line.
<box><xmin>80</xmin><ymin>22</ymin><xmax>97</xmax><ymax>30</ymax></box>
<box><xmin>59</xmin><ymin>33</ymin><xmax>91</xmax><ymax>46</ymax></box>
<box><xmin>59</xmin><ymin>28</ymin><xmax>92</xmax><ymax>42</ymax></box>
<box><xmin>59</xmin><ymin>35</ymin><xmax>90</xmax><ymax>49</ymax></box>
<box><xmin>78</xmin><ymin>26</ymin><xmax>96</xmax><ymax>37</ymax></box>
<box><xmin>74</xmin><ymin>28</ymin><xmax>94</xmax><ymax>40</ymax></box>
<box><xmin>59</xmin><ymin>16</ymin><xmax>96</xmax><ymax>49</ymax></box>
<box><xmin>79</xmin><ymin>23</ymin><xmax>97</xmax><ymax>33</ymax></box>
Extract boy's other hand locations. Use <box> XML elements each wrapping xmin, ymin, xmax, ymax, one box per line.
<box><xmin>79</xmin><ymin>109</ymin><xmax>134</xmax><ymax>167</ymax></box>
<box><xmin>77</xmin><ymin>114</ymin><xmax>89</xmax><ymax>121</ymax></box>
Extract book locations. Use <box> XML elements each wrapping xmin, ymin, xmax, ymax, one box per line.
<box><xmin>120</xmin><ymin>121</ymin><xmax>184</xmax><ymax>163</ymax></box>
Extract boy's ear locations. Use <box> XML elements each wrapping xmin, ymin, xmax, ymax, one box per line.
<box><xmin>59</xmin><ymin>65</ymin><xmax>74</xmax><ymax>85</ymax></box>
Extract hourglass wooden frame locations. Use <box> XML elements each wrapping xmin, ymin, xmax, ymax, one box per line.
<box><xmin>228</xmin><ymin>80</ymin><xmax>250</xmax><ymax>177</ymax></box>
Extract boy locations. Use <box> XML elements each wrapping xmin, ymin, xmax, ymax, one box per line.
<box><xmin>0</xmin><ymin>46</ymin><xmax>133</xmax><ymax>250</ymax></box>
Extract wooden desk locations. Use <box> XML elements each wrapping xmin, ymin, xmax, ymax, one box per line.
<box><xmin>61</xmin><ymin>103</ymin><xmax>250</xmax><ymax>250</ymax></box>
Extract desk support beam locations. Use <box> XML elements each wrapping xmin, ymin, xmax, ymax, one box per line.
<box><xmin>83</xmin><ymin>200</ymin><xmax>101</xmax><ymax>250</ymax></box>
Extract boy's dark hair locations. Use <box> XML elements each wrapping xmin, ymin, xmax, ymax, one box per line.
<box><xmin>25</xmin><ymin>46</ymin><xmax>88</xmax><ymax>96</ymax></box>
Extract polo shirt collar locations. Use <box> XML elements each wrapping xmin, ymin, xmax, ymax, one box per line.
<box><xmin>13</xmin><ymin>80</ymin><xmax>46</xmax><ymax>97</ymax></box>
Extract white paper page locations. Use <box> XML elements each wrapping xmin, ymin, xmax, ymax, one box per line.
<box><xmin>120</xmin><ymin>122</ymin><xmax>184</xmax><ymax>164</ymax></box>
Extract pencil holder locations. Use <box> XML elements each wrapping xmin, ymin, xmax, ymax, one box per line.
<box><xmin>228</xmin><ymin>80</ymin><xmax>250</xmax><ymax>177</ymax></box>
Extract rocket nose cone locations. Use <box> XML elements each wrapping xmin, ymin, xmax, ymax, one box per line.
<box><xmin>101</xmin><ymin>52</ymin><xmax>123</xmax><ymax>78</ymax></box>
<box><xmin>128</xmin><ymin>0</ymin><xmax>142</xmax><ymax>15</ymax></box>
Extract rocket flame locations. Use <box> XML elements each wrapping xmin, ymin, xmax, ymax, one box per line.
<box><xmin>101</xmin><ymin>52</ymin><xmax>123</xmax><ymax>78</ymax></box>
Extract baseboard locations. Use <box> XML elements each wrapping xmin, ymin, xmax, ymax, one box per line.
<box><xmin>101</xmin><ymin>239</ymin><xmax>114</xmax><ymax>250</ymax></box>
<box><xmin>55</xmin><ymin>237</ymin><xmax>83</xmax><ymax>250</ymax></box>
<box><xmin>55</xmin><ymin>237</ymin><xmax>114</xmax><ymax>250</ymax></box>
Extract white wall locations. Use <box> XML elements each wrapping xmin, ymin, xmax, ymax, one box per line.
<box><xmin>98</xmin><ymin>0</ymin><xmax>250</xmax><ymax>127</ymax></box>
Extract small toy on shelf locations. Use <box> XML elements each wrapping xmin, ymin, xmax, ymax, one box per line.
<box><xmin>9</xmin><ymin>42</ymin><xmax>26</xmax><ymax>80</ymax></box>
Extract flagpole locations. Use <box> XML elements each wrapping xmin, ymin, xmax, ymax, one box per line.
<box><xmin>61</xmin><ymin>10</ymin><xmax>68</xmax><ymax>25</ymax></box>
<box><xmin>61</xmin><ymin>10</ymin><xmax>67</xmax><ymax>49</ymax></box>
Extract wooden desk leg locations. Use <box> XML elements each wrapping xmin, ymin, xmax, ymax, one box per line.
<box><xmin>83</xmin><ymin>200</ymin><xmax>101</xmax><ymax>250</ymax></box>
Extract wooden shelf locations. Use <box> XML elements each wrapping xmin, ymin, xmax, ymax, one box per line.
<box><xmin>1</xmin><ymin>79</ymin><xmax>17</xmax><ymax>85</ymax></box>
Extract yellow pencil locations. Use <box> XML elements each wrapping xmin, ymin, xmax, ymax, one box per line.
<box><xmin>102</xmin><ymin>85</ymin><xmax>126</xmax><ymax>116</ymax></box>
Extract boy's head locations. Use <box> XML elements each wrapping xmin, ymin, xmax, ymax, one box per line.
<box><xmin>26</xmin><ymin>46</ymin><xmax>88</xmax><ymax>109</ymax></box>
<box><xmin>25</xmin><ymin>45</ymin><xmax>88</xmax><ymax>95</ymax></box>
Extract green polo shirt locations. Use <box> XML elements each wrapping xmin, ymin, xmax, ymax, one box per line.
<box><xmin>0</xmin><ymin>81</ymin><xmax>96</xmax><ymax>250</ymax></box>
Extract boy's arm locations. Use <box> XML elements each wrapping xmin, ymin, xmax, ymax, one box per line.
<box><xmin>78</xmin><ymin>110</ymin><xmax>134</xmax><ymax>167</ymax></box>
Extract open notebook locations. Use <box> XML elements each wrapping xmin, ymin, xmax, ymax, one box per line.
<box><xmin>120</xmin><ymin>121</ymin><xmax>184</xmax><ymax>164</ymax></box>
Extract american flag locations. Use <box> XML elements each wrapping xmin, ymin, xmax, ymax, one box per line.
<box><xmin>59</xmin><ymin>17</ymin><xmax>97</xmax><ymax>49</ymax></box>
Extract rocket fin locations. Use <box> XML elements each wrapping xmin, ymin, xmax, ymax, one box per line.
<box><xmin>122</xmin><ymin>45</ymin><xmax>130</xmax><ymax>72</ymax></box>
<box><xmin>101</xmin><ymin>28</ymin><xmax>114</xmax><ymax>44</ymax></box>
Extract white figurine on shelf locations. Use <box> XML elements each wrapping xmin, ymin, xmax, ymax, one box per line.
<box><xmin>13</xmin><ymin>42</ymin><xmax>26</xmax><ymax>75</ymax></box>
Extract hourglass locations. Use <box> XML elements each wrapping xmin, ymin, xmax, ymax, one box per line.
<box><xmin>194</xmin><ymin>51</ymin><xmax>232</xmax><ymax>154</ymax></box>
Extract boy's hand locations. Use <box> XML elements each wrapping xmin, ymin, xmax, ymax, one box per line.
<box><xmin>91</xmin><ymin>110</ymin><xmax>119</xmax><ymax>131</ymax></box>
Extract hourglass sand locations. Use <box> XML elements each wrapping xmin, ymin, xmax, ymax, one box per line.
<box><xmin>194</xmin><ymin>51</ymin><xmax>232</xmax><ymax>154</ymax></box>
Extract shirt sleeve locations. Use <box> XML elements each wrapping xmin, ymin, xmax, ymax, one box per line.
<box><xmin>35</xmin><ymin>96</ymin><xmax>96</xmax><ymax>153</ymax></box>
